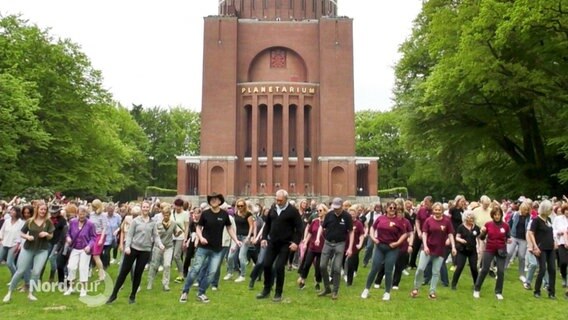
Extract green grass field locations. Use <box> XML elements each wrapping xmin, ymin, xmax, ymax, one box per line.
<box><xmin>0</xmin><ymin>253</ymin><xmax>566</xmax><ymax>320</ymax></box>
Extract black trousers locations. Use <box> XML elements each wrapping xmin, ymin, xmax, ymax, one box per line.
<box><xmin>263</xmin><ymin>242</ymin><xmax>291</xmax><ymax>296</ymax></box>
<box><xmin>393</xmin><ymin>250</ymin><xmax>410</xmax><ymax>286</ymax></box>
<box><xmin>300</xmin><ymin>250</ymin><xmax>322</xmax><ymax>283</ymax></box>
<box><xmin>110</xmin><ymin>248</ymin><xmax>151</xmax><ymax>300</ymax></box>
<box><xmin>345</xmin><ymin>250</ymin><xmax>360</xmax><ymax>286</ymax></box>
<box><xmin>409</xmin><ymin>234</ymin><xmax>422</xmax><ymax>268</ymax></box>
<box><xmin>536</xmin><ymin>249</ymin><xmax>556</xmax><ymax>296</ymax></box>
<box><xmin>183</xmin><ymin>242</ymin><xmax>197</xmax><ymax>278</ymax></box>
<box><xmin>558</xmin><ymin>245</ymin><xmax>567</xmax><ymax>281</ymax></box>
<box><xmin>451</xmin><ymin>250</ymin><xmax>478</xmax><ymax>288</ymax></box>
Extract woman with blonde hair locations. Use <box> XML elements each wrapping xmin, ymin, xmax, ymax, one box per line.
<box><xmin>297</xmin><ymin>203</ymin><xmax>328</xmax><ymax>291</ymax></box>
<box><xmin>147</xmin><ymin>203</ymin><xmax>182</xmax><ymax>291</ymax></box>
<box><xmin>3</xmin><ymin>202</ymin><xmax>55</xmax><ymax>302</ymax></box>
<box><xmin>529</xmin><ymin>199</ymin><xmax>556</xmax><ymax>299</ymax></box>
<box><xmin>451</xmin><ymin>211</ymin><xmax>480</xmax><ymax>289</ymax></box>
<box><xmin>90</xmin><ymin>199</ymin><xmax>108</xmax><ymax>282</ymax></box>
<box><xmin>224</xmin><ymin>198</ymin><xmax>255</xmax><ymax>282</ymax></box>
<box><xmin>506</xmin><ymin>201</ymin><xmax>530</xmax><ymax>283</ymax></box>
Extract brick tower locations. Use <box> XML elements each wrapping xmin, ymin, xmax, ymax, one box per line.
<box><xmin>177</xmin><ymin>0</ymin><xmax>378</xmax><ymax>202</ymax></box>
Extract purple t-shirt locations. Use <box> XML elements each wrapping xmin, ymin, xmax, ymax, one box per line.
<box><xmin>422</xmin><ymin>216</ymin><xmax>454</xmax><ymax>257</ymax></box>
<box><xmin>373</xmin><ymin>215</ymin><xmax>408</xmax><ymax>245</ymax></box>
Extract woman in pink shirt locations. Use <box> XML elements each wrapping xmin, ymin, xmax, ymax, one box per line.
<box><xmin>410</xmin><ymin>202</ymin><xmax>456</xmax><ymax>300</ymax></box>
<box><xmin>473</xmin><ymin>205</ymin><xmax>511</xmax><ymax>300</ymax></box>
<box><xmin>297</xmin><ymin>204</ymin><xmax>327</xmax><ymax>291</ymax></box>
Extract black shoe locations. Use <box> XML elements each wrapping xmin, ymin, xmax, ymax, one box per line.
<box><xmin>548</xmin><ymin>295</ymin><xmax>556</xmax><ymax>300</ymax></box>
<box><xmin>451</xmin><ymin>286</ymin><xmax>457</xmax><ymax>291</ymax></box>
<box><xmin>315</xmin><ymin>283</ymin><xmax>321</xmax><ymax>291</ymax></box>
<box><xmin>534</xmin><ymin>292</ymin><xmax>541</xmax><ymax>298</ymax></box>
<box><xmin>256</xmin><ymin>291</ymin><xmax>270</xmax><ymax>299</ymax></box>
<box><xmin>248</xmin><ymin>283</ymin><xmax>254</xmax><ymax>290</ymax></box>
<box><xmin>128</xmin><ymin>298</ymin><xmax>136</xmax><ymax>304</ymax></box>
<box><xmin>318</xmin><ymin>288</ymin><xmax>332</xmax><ymax>297</ymax></box>
<box><xmin>105</xmin><ymin>296</ymin><xmax>117</xmax><ymax>305</ymax></box>
<box><xmin>272</xmin><ymin>294</ymin><xmax>282</xmax><ymax>302</ymax></box>
<box><xmin>299</xmin><ymin>281</ymin><xmax>305</xmax><ymax>290</ymax></box>
<box><xmin>331</xmin><ymin>292</ymin><xmax>338</xmax><ymax>300</ymax></box>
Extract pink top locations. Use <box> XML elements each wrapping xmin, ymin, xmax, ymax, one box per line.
<box><xmin>484</xmin><ymin>221</ymin><xmax>510</xmax><ymax>254</ymax></box>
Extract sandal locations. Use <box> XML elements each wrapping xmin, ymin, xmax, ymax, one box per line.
<box><xmin>410</xmin><ymin>289</ymin><xmax>419</xmax><ymax>298</ymax></box>
<box><xmin>428</xmin><ymin>293</ymin><xmax>437</xmax><ymax>300</ymax></box>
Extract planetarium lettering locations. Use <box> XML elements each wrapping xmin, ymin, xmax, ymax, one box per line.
<box><xmin>240</xmin><ymin>86</ymin><xmax>316</xmax><ymax>95</ymax></box>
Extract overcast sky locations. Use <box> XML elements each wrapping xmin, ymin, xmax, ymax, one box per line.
<box><xmin>1</xmin><ymin>0</ymin><xmax>422</xmax><ymax>111</ymax></box>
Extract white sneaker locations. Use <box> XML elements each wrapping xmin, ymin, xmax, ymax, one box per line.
<box><xmin>64</xmin><ymin>288</ymin><xmax>74</xmax><ymax>296</ymax></box>
<box><xmin>234</xmin><ymin>276</ymin><xmax>246</xmax><ymax>283</ymax></box>
<box><xmin>110</xmin><ymin>259</ymin><xmax>116</xmax><ymax>264</ymax></box>
<box><xmin>211</xmin><ymin>286</ymin><xmax>218</xmax><ymax>291</ymax></box>
<box><xmin>223</xmin><ymin>273</ymin><xmax>233</xmax><ymax>280</ymax></box>
<box><xmin>374</xmin><ymin>284</ymin><xmax>380</xmax><ymax>289</ymax></box>
<box><xmin>392</xmin><ymin>286</ymin><xmax>399</xmax><ymax>290</ymax></box>
<box><xmin>344</xmin><ymin>275</ymin><xmax>348</xmax><ymax>283</ymax></box>
<box><xmin>519</xmin><ymin>275</ymin><xmax>527</xmax><ymax>283</ymax></box>
<box><xmin>3</xmin><ymin>292</ymin><xmax>11</xmax><ymax>303</ymax></box>
<box><xmin>473</xmin><ymin>291</ymin><xmax>480</xmax><ymax>299</ymax></box>
<box><xmin>158</xmin><ymin>266</ymin><xmax>164</xmax><ymax>272</ymax></box>
<box><xmin>361</xmin><ymin>288</ymin><xmax>370</xmax><ymax>299</ymax></box>
<box><xmin>402</xmin><ymin>269</ymin><xmax>410</xmax><ymax>276</ymax></box>
<box><xmin>80</xmin><ymin>289</ymin><xmax>87</xmax><ymax>297</ymax></box>
<box><xmin>28</xmin><ymin>293</ymin><xmax>38</xmax><ymax>301</ymax></box>
<box><xmin>354</xmin><ymin>272</ymin><xmax>357</xmax><ymax>277</ymax></box>
<box><xmin>382</xmin><ymin>292</ymin><xmax>391</xmax><ymax>301</ymax></box>
<box><xmin>496</xmin><ymin>294</ymin><xmax>504</xmax><ymax>300</ymax></box>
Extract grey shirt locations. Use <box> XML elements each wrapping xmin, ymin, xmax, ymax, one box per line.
<box><xmin>89</xmin><ymin>212</ymin><xmax>108</xmax><ymax>234</ymax></box>
<box><xmin>125</xmin><ymin>216</ymin><xmax>163</xmax><ymax>252</ymax></box>
<box><xmin>155</xmin><ymin>220</ymin><xmax>181</xmax><ymax>249</ymax></box>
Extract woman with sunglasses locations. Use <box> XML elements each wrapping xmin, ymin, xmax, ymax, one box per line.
<box><xmin>224</xmin><ymin>199</ymin><xmax>255</xmax><ymax>283</ymax></box>
<box><xmin>297</xmin><ymin>203</ymin><xmax>328</xmax><ymax>291</ymax></box>
<box><xmin>361</xmin><ymin>201</ymin><xmax>409</xmax><ymax>301</ymax></box>
<box><xmin>410</xmin><ymin>202</ymin><xmax>456</xmax><ymax>300</ymax></box>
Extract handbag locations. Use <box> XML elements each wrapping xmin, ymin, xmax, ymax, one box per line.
<box><xmin>497</xmin><ymin>248</ymin><xmax>507</xmax><ymax>258</ymax></box>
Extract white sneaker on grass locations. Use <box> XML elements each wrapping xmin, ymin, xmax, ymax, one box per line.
<box><xmin>473</xmin><ymin>291</ymin><xmax>480</xmax><ymax>299</ymax></box>
<box><xmin>361</xmin><ymin>288</ymin><xmax>370</xmax><ymax>299</ymax></box>
<box><xmin>235</xmin><ymin>276</ymin><xmax>246</xmax><ymax>283</ymax></box>
<box><xmin>223</xmin><ymin>273</ymin><xmax>233</xmax><ymax>280</ymax></box>
<box><xmin>382</xmin><ymin>292</ymin><xmax>391</xmax><ymax>301</ymax></box>
<box><xmin>374</xmin><ymin>284</ymin><xmax>380</xmax><ymax>289</ymax></box>
<box><xmin>519</xmin><ymin>275</ymin><xmax>526</xmax><ymax>283</ymax></box>
<box><xmin>64</xmin><ymin>288</ymin><xmax>74</xmax><ymax>296</ymax></box>
<box><xmin>496</xmin><ymin>294</ymin><xmax>504</xmax><ymax>300</ymax></box>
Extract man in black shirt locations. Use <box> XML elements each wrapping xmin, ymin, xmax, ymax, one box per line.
<box><xmin>315</xmin><ymin>198</ymin><xmax>354</xmax><ymax>299</ymax></box>
<box><xmin>256</xmin><ymin>189</ymin><xmax>303</xmax><ymax>302</ymax></box>
<box><xmin>179</xmin><ymin>192</ymin><xmax>241</xmax><ymax>303</ymax></box>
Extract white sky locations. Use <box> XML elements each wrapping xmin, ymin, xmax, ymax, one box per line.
<box><xmin>0</xmin><ymin>0</ymin><xmax>422</xmax><ymax>111</ymax></box>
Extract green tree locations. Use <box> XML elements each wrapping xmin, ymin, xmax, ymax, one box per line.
<box><xmin>0</xmin><ymin>15</ymin><xmax>146</xmax><ymax>198</ymax></box>
<box><xmin>394</xmin><ymin>0</ymin><xmax>568</xmax><ymax>198</ymax></box>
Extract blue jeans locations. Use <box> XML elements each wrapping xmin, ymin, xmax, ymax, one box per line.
<box><xmin>227</xmin><ymin>235</ymin><xmax>250</xmax><ymax>277</ymax></box>
<box><xmin>183</xmin><ymin>247</ymin><xmax>224</xmax><ymax>295</ymax></box>
<box><xmin>9</xmin><ymin>248</ymin><xmax>48</xmax><ymax>292</ymax></box>
<box><xmin>0</xmin><ymin>245</ymin><xmax>19</xmax><ymax>276</ymax></box>
<box><xmin>365</xmin><ymin>243</ymin><xmax>399</xmax><ymax>292</ymax></box>
<box><xmin>526</xmin><ymin>251</ymin><xmax>548</xmax><ymax>286</ymax></box>
<box><xmin>249</xmin><ymin>246</ymin><xmax>267</xmax><ymax>285</ymax></box>
<box><xmin>413</xmin><ymin>251</ymin><xmax>443</xmax><ymax>294</ymax></box>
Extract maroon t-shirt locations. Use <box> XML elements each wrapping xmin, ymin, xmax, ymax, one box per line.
<box><xmin>422</xmin><ymin>216</ymin><xmax>454</xmax><ymax>257</ymax></box>
<box><xmin>307</xmin><ymin>219</ymin><xmax>324</xmax><ymax>253</ymax></box>
<box><xmin>399</xmin><ymin>218</ymin><xmax>413</xmax><ymax>252</ymax></box>
<box><xmin>346</xmin><ymin>220</ymin><xmax>365</xmax><ymax>253</ymax></box>
<box><xmin>373</xmin><ymin>215</ymin><xmax>408</xmax><ymax>245</ymax></box>
<box><xmin>484</xmin><ymin>221</ymin><xmax>510</xmax><ymax>254</ymax></box>
<box><xmin>416</xmin><ymin>206</ymin><xmax>432</xmax><ymax>228</ymax></box>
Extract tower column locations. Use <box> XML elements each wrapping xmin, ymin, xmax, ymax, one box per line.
<box><xmin>251</xmin><ymin>96</ymin><xmax>259</xmax><ymax>195</ymax></box>
<box><xmin>297</xmin><ymin>95</ymin><xmax>305</xmax><ymax>195</ymax></box>
<box><xmin>267</xmin><ymin>95</ymin><xmax>274</xmax><ymax>195</ymax></box>
<box><xmin>282</xmin><ymin>95</ymin><xmax>290</xmax><ymax>191</ymax></box>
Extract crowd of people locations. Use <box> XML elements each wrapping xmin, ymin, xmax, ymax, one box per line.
<box><xmin>0</xmin><ymin>191</ymin><xmax>567</xmax><ymax>305</ymax></box>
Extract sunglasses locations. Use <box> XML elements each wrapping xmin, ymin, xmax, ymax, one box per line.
<box><xmin>388</xmin><ymin>206</ymin><xmax>396</xmax><ymax>210</ymax></box>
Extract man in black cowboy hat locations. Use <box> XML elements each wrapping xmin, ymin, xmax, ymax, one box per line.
<box><xmin>179</xmin><ymin>192</ymin><xmax>241</xmax><ymax>303</ymax></box>
<box><xmin>256</xmin><ymin>189</ymin><xmax>303</xmax><ymax>302</ymax></box>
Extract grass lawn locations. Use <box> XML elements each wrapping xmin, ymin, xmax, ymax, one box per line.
<box><xmin>0</xmin><ymin>253</ymin><xmax>566</xmax><ymax>320</ymax></box>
